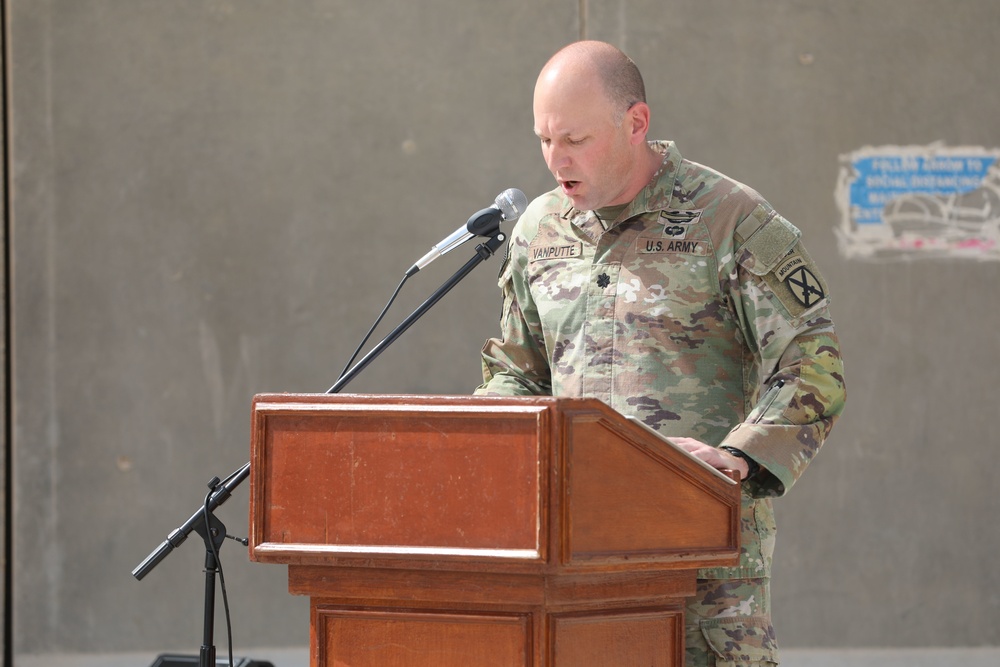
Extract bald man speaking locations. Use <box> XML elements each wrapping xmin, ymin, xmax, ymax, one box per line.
<box><xmin>477</xmin><ymin>41</ymin><xmax>846</xmax><ymax>666</ymax></box>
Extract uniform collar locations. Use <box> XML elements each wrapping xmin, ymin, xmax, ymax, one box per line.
<box><xmin>561</xmin><ymin>140</ymin><xmax>681</xmax><ymax>226</ymax></box>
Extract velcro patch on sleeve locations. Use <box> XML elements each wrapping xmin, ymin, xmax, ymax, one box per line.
<box><xmin>738</xmin><ymin>210</ymin><xmax>802</xmax><ymax>276</ymax></box>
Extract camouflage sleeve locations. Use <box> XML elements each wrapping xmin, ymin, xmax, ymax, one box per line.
<box><xmin>719</xmin><ymin>207</ymin><xmax>847</xmax><ymax>498</ymax></box>
<box><xmin>475</xmin><ymin>231</ymin><xmax>553</xmax><ymax>396</ymax></box>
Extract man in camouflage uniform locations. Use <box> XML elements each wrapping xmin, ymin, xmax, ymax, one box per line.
<box><xmin>475</xmin><ymin>41</ymin><xmax>846</xmax><ymax>666</ymax></box>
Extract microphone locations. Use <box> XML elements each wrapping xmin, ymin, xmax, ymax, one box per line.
<box><xmin>407</xmin><ymin>188</ymin><xmax>528</xmax><ymax>276</ymax></box>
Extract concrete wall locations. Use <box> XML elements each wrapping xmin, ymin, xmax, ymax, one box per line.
<box><xmin>7</xmin><ymin>0</ymin><xmax>999</xmax><ymax>659</ymax></box>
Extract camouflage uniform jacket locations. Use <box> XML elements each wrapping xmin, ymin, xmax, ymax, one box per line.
<box><xmin>476</xmin><ymin>141</ymin><xmax>846</xmax><ymax>579</ymax></box>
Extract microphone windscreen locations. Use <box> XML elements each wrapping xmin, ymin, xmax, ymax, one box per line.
<box><xmin>495</xmin><ymin>188</ymin><xmax>529</xmax><ymax>221</ymax></box>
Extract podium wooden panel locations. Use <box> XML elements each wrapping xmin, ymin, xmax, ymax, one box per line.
<box><xmin>249</xmin><ymin>394</ymin><xmax>740</xmax><ymax>667</ymax></box>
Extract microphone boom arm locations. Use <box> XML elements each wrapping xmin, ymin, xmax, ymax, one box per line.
<box><xmin>131</xmin><ymin>462</ymin><xmax>251</xmax><ymax>581</ymax></box>
<box><xmin>328</xmin><ymin>227</ymin><xmax>508</xmax><ymax>394</ymax></box>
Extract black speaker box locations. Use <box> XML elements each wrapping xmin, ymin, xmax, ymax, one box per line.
<box><xmin>150</xmin><ymin>655</ymin><xmax>275</xmax><ymax>667</ymax></box>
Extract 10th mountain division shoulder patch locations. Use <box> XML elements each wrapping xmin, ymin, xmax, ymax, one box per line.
<box><xmin>785</xmin><ymin>266</ymin><xmax>825</xmax><ymax>307</ymax></box>
<box><xmin>765</xmin><ymin>252</ymin><xmax>829</xmax><ymax>316</ymax></box>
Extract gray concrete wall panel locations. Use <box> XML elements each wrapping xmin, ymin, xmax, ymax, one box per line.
<box><xmin>8</xmin><ymin>0</ymin><xmax>574</xmax><ymax>656</ymax></box>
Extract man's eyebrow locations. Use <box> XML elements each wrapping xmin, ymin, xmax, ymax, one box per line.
<box><xmin>534</xmin><ymin>128</ymin><xmax>577</xmax><ymax>139</ymax></box>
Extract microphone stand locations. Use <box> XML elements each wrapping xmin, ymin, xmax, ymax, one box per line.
<box><xmin>131</xmin><ymin>227</ymin><xmax>509</xmax><ymax>667</ymax></box>
<box><xmin>132</xmin><ymin>467</ymin><xmax>253</xmax><ymax>667</ymax></box>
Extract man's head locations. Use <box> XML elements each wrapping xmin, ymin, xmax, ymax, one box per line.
<box><xmin>533</xmin><ymin>41</ymin><xmax>659</xmax><ymax>211</ymax></box>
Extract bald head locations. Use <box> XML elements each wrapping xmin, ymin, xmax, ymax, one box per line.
<box><xmin>536</xmin><ymin>41</ymin><xmax>647</xmax><ymax>125</ymax></box>
<box><xmin>532</xmin><ymin>41</ymin><xmax>659</xmax><ymax>210</ymax></box>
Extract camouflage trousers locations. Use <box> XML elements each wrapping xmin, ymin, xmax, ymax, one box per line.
<box><xmin>684</xmin><ymin>578</ymin><xmax>779</xmax><ymax>666</ymax></box>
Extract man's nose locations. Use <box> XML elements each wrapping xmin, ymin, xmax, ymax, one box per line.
<box><xmin>546</xmin><ymin>144</ymin><xmax>570</xmax><ymax>172</ymax></box>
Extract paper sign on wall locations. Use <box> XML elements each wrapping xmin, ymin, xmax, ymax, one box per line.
<box><xmin>835</xmin><ymin>143</ymin><xmax>1000</xmax><ymax>260</ymax></box>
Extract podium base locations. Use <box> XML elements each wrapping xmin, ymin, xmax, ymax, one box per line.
<box><xmin>150</xmin><ymin>655</ymin><xmax>275</xmax><ymax>667</ymax></box>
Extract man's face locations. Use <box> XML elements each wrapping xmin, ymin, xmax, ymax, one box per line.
<box><xmin>533</xmin><ymin>76</ymin><xmax>637</xmax><ymax>212</ymax></box>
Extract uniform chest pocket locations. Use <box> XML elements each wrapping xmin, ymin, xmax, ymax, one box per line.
<box><xmin>618</xmin><ymin>239</ymin><xmax>719</xmax><ymax>323</ymax></box>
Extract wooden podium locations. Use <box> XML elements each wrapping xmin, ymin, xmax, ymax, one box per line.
<box><xmin>248</xmin><ymin>394</ymin><xmax>740</xmax><ymax>667</ymax></box>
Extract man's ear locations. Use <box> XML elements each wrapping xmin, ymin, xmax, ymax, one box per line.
<box><xmin>627</xmin><ymin>102</ymin><xmax>651</xmax><ymax>145</ymax></box>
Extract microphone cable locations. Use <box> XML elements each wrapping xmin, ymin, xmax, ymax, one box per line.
<box><xmin>335</xmin><ymin>187</ymin><xmax>525</xmax><ymax>385</ymax></box>
<box><xmin>337</xmin><ymin>273</ymin><xmax>411</xmax><ymax>383</ymax></box>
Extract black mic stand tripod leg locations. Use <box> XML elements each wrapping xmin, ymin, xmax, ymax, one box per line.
<box><xmin>193</xmin><ymin>505</ymin><xmax>228</xmax><ymax>667</ymax></box>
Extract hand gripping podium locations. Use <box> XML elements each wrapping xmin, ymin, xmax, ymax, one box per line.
<box><xmin>249</xmin><ymin>394</ymin><xmax>740</xmax><ymax>667</ymax></box>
